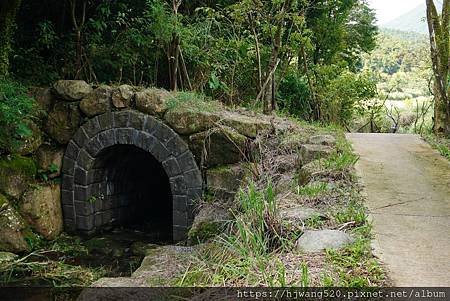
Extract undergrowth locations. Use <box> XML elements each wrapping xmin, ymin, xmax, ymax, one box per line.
<box><xmin>177</xmin><ymin>124</ymin><xmax>386</xmax><ymax>287</ymax></box>
<box><xmin>423</xmin><ymin>133</ymin><xmax>450</xmax><ymax>161</ymax></box>
<box><xmin>0</xmin><ymin>235</ymin><xmax>104</xmax><ymax>286</ymax></box>
<box><xmin>0</xmin><ymin>78</ymin><xmax>37</xmax><ymax>153</ymax></box>
<box><xmin>177</xmin><ymin>182</ymin><xmax>297</xmax><ymax>286</ymax></box>
<box><xmin>324</xmin><ymin>232</ymin><xmax>385</xmax><ymax>287</ymax></box>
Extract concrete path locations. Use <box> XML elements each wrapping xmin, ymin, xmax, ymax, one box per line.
<box><xmin>346</xmin><ymin>133</ymin><xmax>450</xmax><ymax>287</ymax></box>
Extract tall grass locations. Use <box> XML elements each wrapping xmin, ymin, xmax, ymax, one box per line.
<box><xmin>220</xmin><ymin>181</ymin><xmax>283</xmax><ymax>258</ymax></box>
<box><xmin>176</xmin><ymin>182</ymin><xmax>289</xmax><ymax>286</ymax></box>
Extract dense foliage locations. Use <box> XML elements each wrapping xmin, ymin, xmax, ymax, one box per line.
<box><xmin>0</xmin><ymin>78</ymin><xmax>36</xmax><ymax>153</ymax></box>
<box><xmin>4</xmin><ymin>0</ymin><xmax>377</xmax><ymax>123</ymax></box>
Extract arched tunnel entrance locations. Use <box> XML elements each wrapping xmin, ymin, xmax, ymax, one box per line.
<box><xmin>94</xmin><ymin>145</ymin><xmax>173</xmax><ymax>241</ymax></box>
<box><xmin>61</xmin><ymin>111</ymin><xmax>203</xmax><ymax>241</ymax></box>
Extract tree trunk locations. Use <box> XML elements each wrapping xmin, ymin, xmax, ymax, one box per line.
<box><xmin>70</xmin><ymin>0</ymin><xmax>87</xmax><ymax>80</ymax></box>
<box><xmin>426</xmin><ymin>0</ymin><xmax>450</xmax><ymax>136</ymax></box>
<box><xmin>169</xmin><ymin>36</ymin><xmax>180</xmax><ymax>91</ymax></box>
<box><xmin>261</xmin><ymin>0</ymin><xmax>293</xmax><ymax>114</ymax></box>
<box><xmin>433</xmin><ymin>82</ymin><xmax>448</xmax><ymax>133</ymax></box>
<box><xmin>0</xmin><ymin>0</ymin><xmax>22</xmax><ymax>78</ymax></box>
<box><xmin>263</xmin><ymin>49</ymin><xmax>280</xmax><ymax>114</ymax></box>
<box><xmin>169</xmin><ymin>0</ymin><xmax>182</xmax><ymax>91</ymax></box>
<box><xmin>300</xmin><ymin>45</ymin><xmax>320</xmax><ymax>120</ymax></box>
<box><xmin>249</xmin><ymin>14</ymin><xmax>262</xmax><ymax>91</ymax></box>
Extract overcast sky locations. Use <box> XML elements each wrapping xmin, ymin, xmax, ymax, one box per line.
<box><xmin>367</xmin><ymin>0</ymin><xmax>424</xmax><ymax>24</ymax></box>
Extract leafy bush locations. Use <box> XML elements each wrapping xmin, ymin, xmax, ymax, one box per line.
<box><xmin>278</xmin><ymin>72</ymin><xmax>312</xmax><ymax>119</ymax></box>
<box><xmin>318</xmin><ymin>69</ymin><xmax>377</xmax><ymax>126</ymax></box>
<box><xmin>0</xmin><ymin>79</ymin><xmax>36</xmax><ymax>153</ymax></box>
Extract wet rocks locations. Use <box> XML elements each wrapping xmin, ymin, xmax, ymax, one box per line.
<box><xmin>84</xmin><ymin>237</ymin><xmax>125</xmax><ymax>258</ymax></box>
<box><xmin>296</xmin><ymin>230</ymin><xmax>354</xmax><ymax>253</ymax></box>
<box><xmin>86</xmin><ymin>245</ymin><xmax>194</xmax><ymax>289</ymax></box>
<box><xmin>130</xmin><ymin>242</ymin><xmax>158</xmax><ymax>256</ymax></box>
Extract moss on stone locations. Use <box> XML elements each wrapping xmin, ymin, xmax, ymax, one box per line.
<box><xmin>0</xmin><ymin>155</ymin><xmax>37</xmax><ymax>178</ymax></box>
<box><xmin>164</xmin><ymin>109</ymin><xmax>220</xmax><ymax>135</ymax></box>
<box><xmin>0</xmin><ymin>155</ymin><xmax>37</xmax><ymax>198</ymax></box>
<box><xmin>22</xmin><ymin>227</ymin><xmax>44</xmax><ymax>250</ymax></box>
<box><xmin>188</xmin><ymin>221</ymin><xmax>222</xmax><ymax>243</ymax></box>
<box><xmin>280</xmin><ymin>132</ymin><xmax>309</xmax><ymax>150</ymax></box>
<box><xmin>0</xmin><ymin>203</ymin><xmax>32</xmax><ymax>252</ymax></box>
<box><xmin>84</xmin><ymin>237</ymin><xmax>108</xmax><ymax>250</ymax></box>
<box><xmin>0</xmin><ymin>194</ymin><xmax>8</xmax><ymax>209</ymax></box>
<box><xmin>166</xmin><ymin>91</ymin><xmax>221</xmax><ymax>113</ymax></box>
<box><xmin>189</xmin><ymin>126</ymin><xmax>248</xmax><ymax>167</ymax></box>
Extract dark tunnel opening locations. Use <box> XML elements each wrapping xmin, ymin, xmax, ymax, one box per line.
<box><xmin>92</xmin><ymin>145</ymin><xmax>173</xmax><ymax>242</ymax></box>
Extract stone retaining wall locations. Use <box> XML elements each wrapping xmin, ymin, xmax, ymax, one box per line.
<box><xmin>0</xmin><ymin>80</ymin><xmax>274</xmax><ymax>246</ymax></box>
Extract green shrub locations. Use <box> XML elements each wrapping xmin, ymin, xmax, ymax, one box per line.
<box><xmin>317</xmin><ymin>68</ymin><xmax>377</xmax><ymax>126</ymax></box>
<box><xmin>0</xmin><ymin>79</ymin><xmax>36</xmax><ymax>153</ymax></box>
<box><xmin>278</xmin><ymin>72</ymin><xmax>312</xmax><ymax>119</ymax></box>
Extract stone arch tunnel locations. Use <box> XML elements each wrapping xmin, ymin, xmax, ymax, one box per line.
<box><xmin>61</xmin><ymin>111</ymin><xmax>203</xmax><ymax>241</ymax></box>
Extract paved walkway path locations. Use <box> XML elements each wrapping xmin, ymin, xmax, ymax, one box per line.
<box><xmin>346</xmin><ymin>133</ymin><xmax>450</xmax><ymax>287</ymax></box>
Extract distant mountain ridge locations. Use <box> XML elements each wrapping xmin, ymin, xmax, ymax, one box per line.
<box><xmin>379</xmin><ymin>28</ymin><xmax>427</xmax><ymax>43</ymax></box>
<box><xmin>382</xmin><ymin>1</ymin><xmax>443</xmax><ymax>34</ymax></box>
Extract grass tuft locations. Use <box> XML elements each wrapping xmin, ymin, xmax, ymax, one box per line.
<box><xmin>325</xmin><ymin>236</ymin><xmax>385</xmax><ymax>287</ymax></box>
<box><xmin>166</xmin><ymin>91</ymin><xmax>221</xmax><ymax>113</ymax></box>
<box><xmin>296</xmin><ymin>182</ymin><xmax>329</xmax><ymax>197</ymax></box>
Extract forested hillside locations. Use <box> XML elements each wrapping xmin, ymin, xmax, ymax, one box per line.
<box><xmin>363</xmin><ymin>29</ymin><xmax>430</xmax><ymax>98</ymax></box>
<box><xmin>353</xmin><ymin>28</ymin><xmax>434</xmax><ymax>134</ymax></box>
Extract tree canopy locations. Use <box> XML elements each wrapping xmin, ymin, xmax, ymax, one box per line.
<box><xmin>0</xmin><ymin>0</ymin><xmax>377</xmax><ymax>121</ymax></box>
